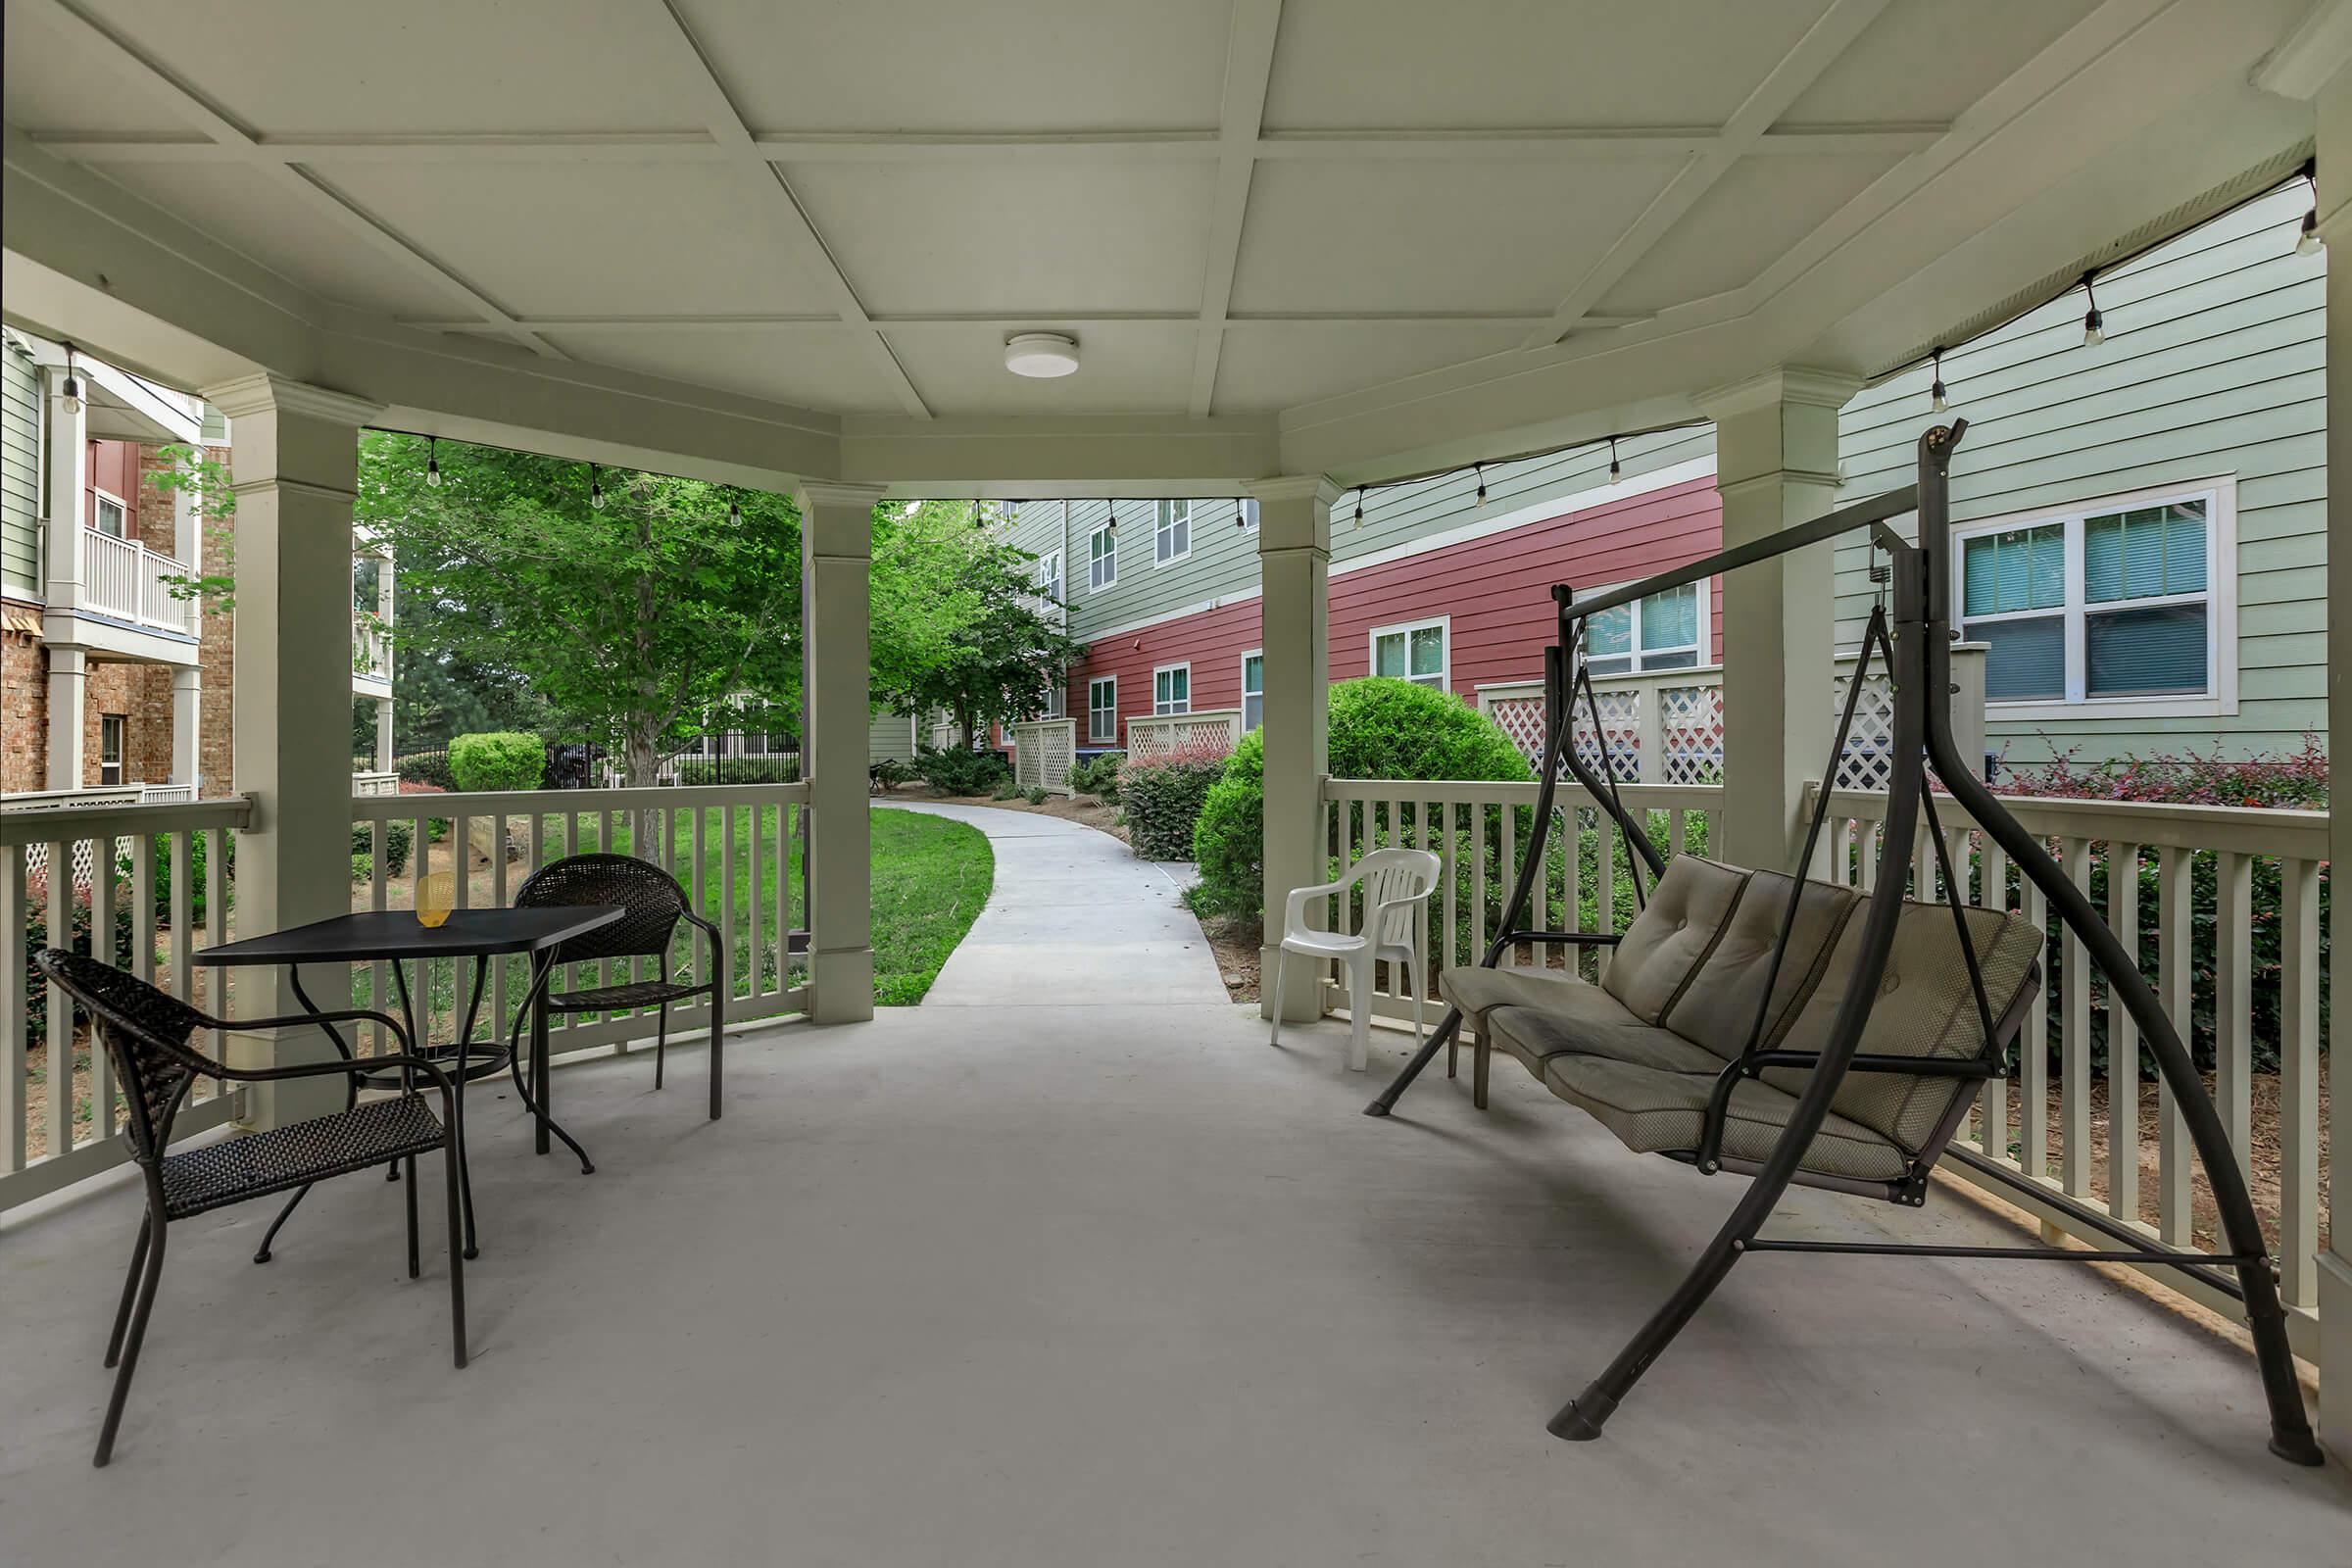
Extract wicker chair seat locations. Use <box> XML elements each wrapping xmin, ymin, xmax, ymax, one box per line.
<box><xmin>160</xmin><ymin>1094</ymin><xmax>446</xmax><ymax>1219</ymax></box>
<box><xmin>543</xmin><ymin>975</ymin><xmax>708</xmax><ymax>1013</ymax></box>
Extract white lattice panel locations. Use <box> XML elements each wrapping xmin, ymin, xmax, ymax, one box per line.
<box><xmin>1831</xmin><ymin>667</ymin><xmax>1898</xmax><ymax>790</ymax></box>
<box><xmin>1486</xmin><ymin>695</ymin><xmax>1545</xmax><ymax>767</ymax></box>
<box><xmin>1658</xmin><ymin>685</ymin><xmax>1723</xmax><ymax>785</ymax></box>
<box><xmin>1570</xmin><ymin>688</ymin><xmax>1640</xmax><ymax>780</ymax></box>
<box><xmin>1010</xmin><ymin>719</ymin><xmax>1078</xmax><ymax>796</ymax></box>
<box><xmin>1126</xmin><ymin>711</ymin><xmax>1241</xmax><ymax>761</ymax></box>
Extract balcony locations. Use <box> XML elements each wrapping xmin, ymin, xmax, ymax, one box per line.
<box><xmin>352</xmin><ymin>610</ymin><xmax>391</xmax><ymax>698</ymax></box>
<box><xmin>42</xmin><ymin>524</ymin><xmax>201</xmax><ymax>664</ymax></box>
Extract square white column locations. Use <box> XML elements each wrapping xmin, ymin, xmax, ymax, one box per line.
<box><xmin>1695</xmin><ymin>368</ymin><xmax>1858</xmax><ymax>872</ymax></box>
<box><xmin>795</xmin><ymin>480</ymin><xmax>881</xmax><ymax>1023</ymax></box>
<box><xmin>204</xmin><ymin>373</ymin><xmax>382</xmax><ymax>1126</ymax></box>
<box><xmin>1250</xmin><ymin>475</ymin><xmax>1338</xmax><ymax>1022</ymax></box>
<box><xmin>172</xmin><ymin>665</ymin><xmax>202</xmax><ymax>790</ymax></box>
<box><xmin>44</xmin><ymin>646</ymin><xmax>85</xmax><ymax>791</ymax></box>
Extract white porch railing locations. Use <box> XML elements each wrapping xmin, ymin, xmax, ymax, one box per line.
<box><xmin>1125</xmin><ymin>708</ymin><xmax>1243</xmax><ymax>761</ymax></box>
<box><xmin>1475</xmin><ymin>645</ymin><xmax>1987</xmax><ymax>789</ymax></box>
<box><xmin>1810</xmin><ymin>783</ymin><xmax>2328</xmax><ymax>1360</ymax></box>
<box><xmin>349</xmin><ymin>782</ymin><xmax>810</xmax><ymax>1070</ymax></box>
<box><xmin>352</xmin><ymin>771</ymin><xmax>401</xmax><ymax>797</ymax></box>
<box><xmin>1008</xmin><ymin>718</ymin><xmax>1077</xmax><ymax>796</ymax></box>
<box><xmin>3</xmin><ymin>797</ymin><xmax>251</xmax><ymax>1207</ymax></box>
<box><xmin>79</xmin><ymin>526</ymin><xmax>198</xmax><ymax>638</ymax></box>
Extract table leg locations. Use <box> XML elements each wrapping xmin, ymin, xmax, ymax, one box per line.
<box><xmin>447</xmin><ymin>957</ymin><xmax>488</xmax><ymax>1259</ymax></box>
<box><xmin>259</xmin><ymin>963</ymin><xmax>359</xmax><ymax>1254</ymax></box>
<box><xmin>506</xmin><ymin>951</ymin><xmax>595</xmax><ymax>1174</ymax></box>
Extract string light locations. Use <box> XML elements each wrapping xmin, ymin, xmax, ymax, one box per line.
<box><xmin>2079</xmin><ymin>271</ymin><xmax>2105</xmax><ymax>347</ymax></box>
<box><xmin>1103</xmin><ymin>500</ymin><xmax>1116</xmax><ymax>534</ymax></box>
<box><xmin>425</xmin><ymin>435</ymin><xmax>441</xmax><ymax>487</ymax></box>
<box><xmin>1352</xmin><ymin>490</ymin><xmax>1365</xmax><ymax>530</ymax></box>
<box><xmin>60</xmin><ymin>343</ymin><xmax>80</xmax><ymax>405</ymax></box>
<box><xmin>1929</xmin><ymin>347</ymin><xmax>1949</xmax><ymax>414</ymax></box>
<box><xmin>728</xmin><ymin>489</ymin><xmax>743</xmax><ymax>529</ymax></box>
<box><xmin>1473</xmin><ymin>464</ymin><xmax>1487</xmax><ymax>508</ymax></box>
<box><xmin>589</xmin><ymin>463</ymin><xmax>606</xmax><ymax>510</ymax></box>
<box><xmin>2297</xmin><ymin>159</ymin><xmax>2323</xmax><ymax>256</ymax></box>
<box><xmin>1607</xmin><ymin>436</ymin><xmax>1621</xmax><ymax>484</ymax></box>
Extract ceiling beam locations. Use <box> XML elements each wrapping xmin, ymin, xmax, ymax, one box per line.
<box><xmin>1188</xmin><ymin>0</ymin><xmax>1286</xmax><ymax>418</ymax></box>
<box><xmin>26</xmin><ymin>123</ymin><xmax>1947</xmax><ymax>166</ymax></box>
<box><xmin>645</xmin><ymin>0</ymin><xmax>931</xmax><ymax>419</ymax></box>
<box><xmin>1518</xmin><ymin>0</ymin><xmax>1898</xmax><ymax>350</ymax></box>
<box><xmin>21</xmin><ymin>0</ymin><xmax>564</xmax><ymax>360</ymax></box>
<box><xmin>395</xmin><ymin>309</ymin><xmax>1621</xmax><ymax>336</ymax></box>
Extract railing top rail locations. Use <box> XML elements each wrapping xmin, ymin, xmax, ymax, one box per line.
<box><xmin>1007</xmin><ymin>717</ymin><xmax>1077</xmax><ymax>733</ymax></box>
<box><xmin>1322</xmin><ymin>776</ymin><xmax>1724</xmax><ymax>809</ymax></box>
<box><xmin>352</xmin><ymin>780</ymin><xmax>811</xmax><ymax>818</ymax></box>
<box><xmin>1127</xmin><ymin>708</ymin><xmax>1243</xmax><ymax>724</ymax></box>
<box><xmin>1809</xmin><ymin>782</ymin><xmax>2330</xmax><ymax>859</ymax></box>
<box><xmin>0</xmin><ymin>795</ymin><xmax>255</xmax><ymax>846</ymax></box>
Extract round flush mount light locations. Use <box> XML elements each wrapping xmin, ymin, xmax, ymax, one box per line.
<box><xmin>1004</xmin><ymin>332</ymin><xmax>1080</xmax><ymax>378</ymax></box>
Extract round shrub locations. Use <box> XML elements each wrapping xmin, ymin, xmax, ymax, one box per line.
<box><xmin>1189</xmin><ymin>676</ymin><xmax>1531</xmax><ymax>929</ymax></box>
<box><xmin>448</xmin><ymin>731</ymin><xmax>547</xmax><ymax>794</ymax></box>
<box><xmin>1124</xmin><ymin>746</ymin><xmax>1229</xmax><ymax>861</ymax></box>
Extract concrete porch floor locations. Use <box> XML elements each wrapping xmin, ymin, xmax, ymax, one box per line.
<box><xmin>2</xmin><ymin>999</ymin><xmax>2342</xmax><ymax>1564</ymax></box>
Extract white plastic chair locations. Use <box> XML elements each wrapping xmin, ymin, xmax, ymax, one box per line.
<box><xmin>1267</xmin><ymin>847</ymin><xmax>1442</xmax><ymax>1071</ymax></box>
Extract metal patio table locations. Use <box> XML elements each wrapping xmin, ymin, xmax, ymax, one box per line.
<box><xmin>193</xmin><ymin>906</ymin><xmax>624</xmax><ymax>1258</ymax></box>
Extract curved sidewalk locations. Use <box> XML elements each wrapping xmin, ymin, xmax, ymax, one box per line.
<box><xmin>876</xmin><ymin>800</ymin><xmax>1231</xmax><ymax>1007</ymax></box>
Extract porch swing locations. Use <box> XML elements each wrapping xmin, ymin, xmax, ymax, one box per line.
<box><xmin>1363</xmin><ymin>421</ymin><xmax>2322</xmax><ymax>1466</ymax></box>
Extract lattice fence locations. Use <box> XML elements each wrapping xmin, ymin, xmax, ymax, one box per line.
<box><xmin>1125</xmin><ymin>710</ymin><xmax>1242</xmax><ymax>762</ymax></box>
<box><xmin>1569</xmin><ymin>687</ymin><xmax>1641</xmax><ymax>780</ymax></box>
<box><xmin>1657</xmin><ymin>684</ymin><xmax>1724</xmax><ymax>785</ymax></box>
<box><xmin>1009</xmin><ymin>718</ymin><xmax>1078</xmax><ymax>797</ymax></box>
<box><xmin>1479</xmin><ymin>667</ymin><xmax>1898</xmax><ymax>789</ymax></box>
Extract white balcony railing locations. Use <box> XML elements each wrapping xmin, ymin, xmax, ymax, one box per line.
<box><xmin>78</xmin><ymin>526</ymin><xmax>199</xmax><ymax>638</ymax></box>
<box><xmin>1314</xmin><ymin>771</ymin><xmax>2328</xmax><ymax>1368</ymax></box>
<box><xmin>353</xmin><ymin>612</ymin><xmax>391</xmax><ymax>683</ymax></box>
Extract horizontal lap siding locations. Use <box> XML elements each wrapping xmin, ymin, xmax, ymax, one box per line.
<box><xmin>1</xmin><ymin>343</ymin><xmax>37</xmax><ymax>598</ymax></box>
<box><xmin>1835</xmin><ymin>186</ymin><xmax>2326</xmax><ymax>767</ymax></box>
<box><xmin>1074</xmin><ymin>596</ymin><xmax>1262</xmax><ymax>747</ymax></box>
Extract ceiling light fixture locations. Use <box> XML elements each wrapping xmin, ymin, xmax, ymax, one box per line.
<box><xmin>425</xmin><ymin>435</ymin><xmax>441</xmax><ymax>487</ymax></box>
<box><xmin>1929</xmin><ymin>348</ymin><xmax>1949</xmax><ymax>414</ymax></box>
<box><xmin>2080</xmin><ymin>271</ymin><xmax>2105</xmax><ymax>347</ymax></box>
<box><xmin>1607</xmin><ymin>437</ymin><xmax>1621</xmax><ymax>484</ymax></box>
<box><xmin>2297</xmin><ymin>159</ymin><xmax>2324</xmax><ymax>256</ymax></box>
<box><xmin>1004</xmin><ymin>332</ymin><xmax>1081</xmax><ymax>378</ymax></box>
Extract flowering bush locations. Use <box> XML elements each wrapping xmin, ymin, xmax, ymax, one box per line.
<box><xmin>1123</xmin><ymin>737</ymin><xmax>1234</xmax><ymax>861</ymax></box>
<box><xmin>1998</xmin><ymin>735</ymin><xmax>2326</xmax><ymax>808</ymax></box>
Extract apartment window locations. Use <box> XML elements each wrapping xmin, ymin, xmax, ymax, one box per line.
<box><xmin>1036</xmin><ymin>549</ymin><xmax>1063</xmax><ymax>604</ymax></box>
<box><xmin>1239</xmin><ymin>498</ymin><xmax>1259</xmax><ymax>531</ymax></box>
<box><xmin>100</xmin><ymin>714</ymin><xmax>124</xmax><ymax>786</ymax></box>
<box><xmin>1585</xmin><ymin>582</ymin><xmax>1704</xmax><ymax>675</ymax></box>
<box><xmin>1153</xmin><ymin>500</ymin><xmax>1190</xmax><ymax>566</ymax></box>
<box><xmin>1090</xmin><ymin>524</ymin><xmax>1117</xmax><ymax>591</ymax></box>
<box><xmin>1152</xmin><ymin>662</ymin><xmax>1191</xmax><ymax>715</ymax></box>
<box><xmin>1088</xmin><ymin>675</ymin><xmax>1118</xmax><ymax>742</ymax></box>
<box><xmin>92</xmin><ymin>491</ymin><xmax>126</xmax><ymax>538</ymax></box>
<box><xmin>1955</xmin><ymin>482</ymin><xmax>2230</xmax><ymax>714</ymax></box>
<box><xmin>1370</xmin><ymin>615</ymin><xmax>1448</xmax><ymax>692</ymax></box>
<box><xmin>1241</xmin><ymin>651</ymin><xmax>1263</xmax><ymax>731</ymax></box>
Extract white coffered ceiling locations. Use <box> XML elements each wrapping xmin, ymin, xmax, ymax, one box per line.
<box><xmin>0</xmin><ymin>0</ymin><xmax>2328</xmax><ymax>487</ymax></box>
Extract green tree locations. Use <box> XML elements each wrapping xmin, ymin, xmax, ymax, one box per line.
<box><xmin>867</xmin><ymin>501</ymin><xmax>1084</xmax><ymax>748</ymax></box>
<box><xmin>355</xmin><ymin>434</ymin><xmax>801</xmax><ymax>786</ymax></box>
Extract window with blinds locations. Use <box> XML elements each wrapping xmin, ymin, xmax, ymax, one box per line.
<box><xmin>1371</xmin><ymin>616</ymin><xmax>1448</xmax><ymax>691</ymax></box>
<box><xmin>1585</xmin><ymin>582</ymin><xmax>1703</xmax><ymax>675</ymax></box>
<box><xmin>1956</xmin><ymin>489</ymin><xmax>2220</xmax><ymax>709</ymax></box>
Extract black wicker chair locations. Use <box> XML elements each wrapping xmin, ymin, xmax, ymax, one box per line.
<box><xmin>33</xmin><ymin>950</ymin><xmax>466</xmax><ymax>1468</ymax></box>
<box><xmin>511</xmin><ymin>853</ymin><xmax>726</xmax><ymax>1124</ymax></box>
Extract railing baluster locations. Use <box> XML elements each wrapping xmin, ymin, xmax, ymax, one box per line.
<box><xmin>1976</xmin><ymin>835</ymin><xmax>2009</xmax><ymax>1158</ymax></box>
<box><xmin>561</xmin><ymin>808</ymin><xmax>579</xmax><ymax>1032</ymax></box>
<box><xmin>692</xmin><ymin>806</ymin><xmax>710</xmax><ymax>997</ymax></box>
<box><xmin>721</xmin><ymin>804</ymin><xmax>739</xmax><ymax>1008</ymax></box>
<box><xmin>1439</xmin><ymin>800</ymin><xmax>1458</xmax><ymax>973</ymax></box>
<box><xmin>2060</xmin><ymin>837</ymin><xmax>2093</xmax><ymax>1202</ymax></box>
<box><xmin>368</xmin><ymin>818</ymin><xmax>389</xmax><ymax>1056</ymax></box>
<box><xmin>1</xmin><ymin>846</ymin><xmax>24</xmax><ymax>1172</ymax></box>
<box><xmin>1498</xmin><ymin>801</ymin><xmax>1517</xmax><ymax>969</ymax></box>
<box><xmin>2107</xmin><ymin>840</ymin><xmax>2140</xmax><ymax>1226</ymax></box>
<box><xmin>2019</xmin><ymin>858</ymin><xmax>2048</xmax><ymax>1182</ymax></box>
<box><xmin>90</xmin><ymin>846</ymin><xmax>116</xmax><ymax>1144</ymax></box>
<box><xmin>2278</xmin><ymin>857</ymin><xmax>2320</xmax><ymax>1311</ymax></box>
<box><xmin>490</xmin><ymin>810</ymin><xmax>511</xmax><ymax>1045</ymax></box>
<box><xmin>2154</xmin><ymin>846</ymin><xmax>2192</xmax><ymax>1246</ymax></box>
<box><xmin>454</xmin><ymin>814</ymin><xmax>474</xmax><ymax>1052</ymax></box>
<box><xmin>45</xmin><ymin>841</ymin><xmax>71</xmax><ymax>1154</ymax></box>
<box><xmin>772</xmin><ymin>795</ymin><xmax>790</xmax><ymax>1000</ymax></box>
<box><xmin>748</xmin><ymin>802</ymin><xmax>763</xmax><ymax>1003</ymax></box>
<box><xmin>1470</xmin><ymin>799</ymin><xmax>1488</xmax><ymax>962</ymax></box>
<box><xmin>2214</xmin><ymin>851</ymin><xmax>2253</xmax><ymax>1186</ymax></box>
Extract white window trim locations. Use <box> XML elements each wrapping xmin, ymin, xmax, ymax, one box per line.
<box><xmin>1238</xmin><ymin>498</ymin><xmax>1259</xmax><ymax>531</ymax></box>
<box><xmin>1152</xmin><ymin>500</ymin><xmax>1192</xmax><ymax>568</ymax></box>
<box><xmin>1950</xmin><ymin>476</ymin><xmax>2237</xmax><ymax>721</ymax></box>
<box><xmin>1152</xmin><ymin>661</ymin><xmax>1192</xmax><ymax>715</ymax></box>
<box><xmin>1240</xmin><ymin>648</ymin><xmax>1263</xmax><ymax>730</ymax></box>
<box><xmin>1088</xmin><ymin>674</ymin><xmax>1119</xmax><ymax>743</ymax></box>
<box><xmin>1368</xmin><ymin>614</ymin><xmax>1451</xmax><ymax>693</ymax></box>
<box><xmin>91</xmin><ymin>486</ymin><xmax>128</xmax><ymax>538</ymax></box>
<box><xmin>1581</xmin><ymin>576</ymin><xmax>1710</xmax><ymax>673</ymax></box>
<box><xmin>1036</xmin><ymin>548</ymin><xmax>1063</xmax><ymax>604</ymax></box>
<box><xmin>1089</xmin><ymin>524</ymin><xmax>1117</xmax><ymax>592</ymax></box>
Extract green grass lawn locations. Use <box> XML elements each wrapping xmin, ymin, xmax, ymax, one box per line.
<box><xmin>870</xmin><ymin>807</ymin><xmax>993</xmax><ymax>1004</ymax></box>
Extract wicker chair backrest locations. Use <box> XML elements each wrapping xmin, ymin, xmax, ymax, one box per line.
<box><xmin>33</xmin><ymin>950</ymin><xmax>216</xmax><ymax>1161</ymax></box>
<box><xmin>512</xmin><ymin>853</ymin><xmax>689</xmax><ymax>963</ymax></box>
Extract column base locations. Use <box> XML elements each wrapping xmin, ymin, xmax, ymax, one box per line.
<box><xmin>809</xmin><ymin>946</ymin><xmax>875</xmax><ymax>1024</ymax></box>
<box><xmin>2318</xmin><ymin>1247</ymin><xmax>2351</xmax><ymax>1475</ymax></box>
<box><xmin>224</xmin><ymin>1023</ymin><xmax>345</xmax><ymax>1130</ymax></box>
<box><xmin>1260</xmin><ymin>945</ymin><xmax>1323</xmax><ymax>1023</ymax></box>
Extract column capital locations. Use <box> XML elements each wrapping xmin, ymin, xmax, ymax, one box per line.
<box><xmin>1245</xmin><ymin>473</ymin><xmax>1342</xmax><ymax>508</ymax></box>
<box><xmin>200</xmin><ymin>372</ymin><xmax>381</xmax><ymax>428</ymax></box>
<box><xmin>1695</xmin><ymin>366</ymin><xmax>1861</xmax><ymax>420</ymax></box>
<box><xmin>794</xmin><ymin>478</ymin><xmax>890</xmax><ymax>512</ymax></box>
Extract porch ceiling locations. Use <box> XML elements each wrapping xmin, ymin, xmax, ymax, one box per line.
<box><xmin>0</xmin><ymin>0</ymin><xmax>2328</xmax><ymax>489</ymax></box>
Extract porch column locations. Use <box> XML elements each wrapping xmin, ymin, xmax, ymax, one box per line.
<box><xmin>375</xmin><ymin>552</ymin><xmax>396</xmax><ymax>772</ymax></box>
<box><xmin>204</xmin><ymin>374</ymin><xmax>380</xmax><ymax>1127</ymax></box>
<box><xmin>1695</xmin><ymin>368</ymin><xmax>1858</xmax><ymax>870</ymax></box>
<box><xmin>794</xmin><ymin>480</ymin><xmax>879</xmax><ymax>1023</ymax></box>
<box><xmin>1251</xmin><ymin>474</ymin><xmax>1338</xmax><ymax>1021</ymax></box>
<box><xmin>43</xmin><ymin>647</ymin><xmax>85</xmax><ymax>791</ymax></box>
<box><xmin>2315</xmin><ymin>67</ymin><xmax>2352</xmax><ymax>1472</ymax></box>
<box><xmin>172</xmin><ymin>666</ymin><xmax>201</xmax><ymax>791</ymax></box>
<box><xmin>41</xmin><ymin>367</ymin><xmax>87</xmax><ymax>790</ymax></box>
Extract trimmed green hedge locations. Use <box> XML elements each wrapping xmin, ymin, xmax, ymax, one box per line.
<box><xmin>1124</xmin><ymin>754</ymin><xmax>1226</xmax><ymax>860</ymax></box>
<box><xmin>449</xmin><ymin>731</ymin><xmax>545</xmax><ymax>794</ymax></box>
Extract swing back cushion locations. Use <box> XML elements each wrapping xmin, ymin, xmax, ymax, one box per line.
<box><xmin>1441</xmin><ymin>856</ymin><xmax>2042</xmax><ymax>1190</ymax></box>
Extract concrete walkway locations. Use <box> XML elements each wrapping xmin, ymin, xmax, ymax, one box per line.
<box><xmin>881</xmin><ymin>800</ymin><xmax>1230</xmax><ymax>1008</ymax></box>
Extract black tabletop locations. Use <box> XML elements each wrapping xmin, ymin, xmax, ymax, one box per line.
<box><xmin>193</xmin><ymin>906</ymin><xmax>624</xmax><ymax>966</ymax></box>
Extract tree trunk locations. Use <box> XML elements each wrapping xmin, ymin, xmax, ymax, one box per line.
<box><xmin>624</xmin><ymin>731</ymin><xmax>662</xmax><ymax>789</ymax></box>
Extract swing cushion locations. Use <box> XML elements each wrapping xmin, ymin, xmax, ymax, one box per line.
<box><xmin>1542</xmin><ymin>1054</ymin><xmax>1914</xmax><ymax>1183</ymax></box>
<box><xmin>1593</xmin><ymin>857</ymin><xmax>1747</xmax><ymax>1023</ymax></box>
<box><xmin>1658</xmin><ymin>870</ymin><xmax>1859</xmax><ymax>1053</ymax></box>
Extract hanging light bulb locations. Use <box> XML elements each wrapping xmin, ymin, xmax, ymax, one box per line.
<box><xmin>425</xmin><ymin>435</ymin><xmax>442</xmax><ymax>487</ymax></box>
<box><xmin>1352</xmin><ymin>490</ymin><xmax>1365</xmax><ymax>530</ymax></box>
<box><xmin>728</xmin><ymin>489</ymin><xmax>743</xmax><ymax>528</ymax></box>
<box><xmin>2080</xmin><ymin>272</ymin><xmax>2105</xmax><ymax>347</ymax></box>
<box><xmin>1474</xmin><ymin>464</ymin><xmax>1488</xmax><ymax>508</ymax></box>
<box><xmin>1929</xmin><ymin>348</ymin><xmax>1949</xmax><ymax>414</ymax></box>
<box><xmin>60</xmin><ymin>343</ymin><xmax>81</xmax><ymax>406</ymax></box>
<box><xmin>972</xmin><ymin>498</ymin><xmax>984</xmax><ymax>527</ymax></box>
<box><xmin>590</xmin><ymin>463</ymin><xmax>607</xmax><ymax>510</ymax></box>
<box><xmin>1607</xmin><ymin>436</ymin><xmax>1622</xmax><ymax>485</ymax></box>
<box><xmin>2297</xmin><ymin>160</ymin><xmax>2324</xmax><ymax>256</ymax></box>
<box><xmin>1102</xmin><ymin>500</ymin><xmax>1116</xmax><ymax>534</ymax></box>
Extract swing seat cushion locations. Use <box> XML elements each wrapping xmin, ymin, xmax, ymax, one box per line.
<box><xmin>1542</xmin><ymin>1054</ymin><xmax>1914</xmax><ymax>1183</ymax></box>
<box><xmin>1441</xmin><ymin>967</ymin><xmax>1722</xmax><ymax>1077</ymax></box>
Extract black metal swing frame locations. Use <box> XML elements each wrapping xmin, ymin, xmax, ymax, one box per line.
<box><xmin>1364</xmin><ymin>421</ymin><xmax>2323</xmax><ymax>1467</ymax></box>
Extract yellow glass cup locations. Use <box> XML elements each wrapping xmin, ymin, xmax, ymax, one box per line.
<box><xmin>416</xmin><ymin>870</ymin><xmax>456</xmax><ymax>929</ymax></box>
